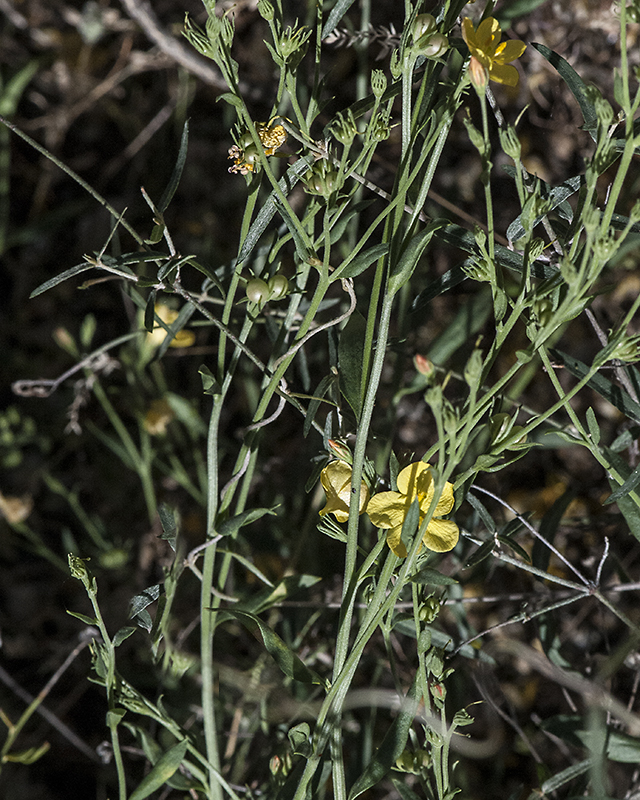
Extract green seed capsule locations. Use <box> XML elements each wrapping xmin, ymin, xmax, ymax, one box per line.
<box><xmin>268</xmin><ymin>274</ymin><xmax>289</xmax><ymax>300</ymax></box>
<box><xmin>242</xmin><ymin>144</ymin><xmax>260</xmax><ymax>167</ymax></box>
<box><xmin>413</xmin><ymin>13</ymin><xmax>436</xmax><ymax>39</ymax></box>
<box><xmin>238</xmin><ymin>131</ymin><xmax>255</xmax><ymax>150</ymax></box>
<box><xmin>246</xmin><ymin>278</ymin><xmax>270</xmax><ymax>304</ymax></box>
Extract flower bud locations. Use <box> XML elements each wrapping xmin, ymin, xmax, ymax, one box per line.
<box><xmin>257</xmin><ymin>0</ymin><xmax>274</xmax><ymax>20</ymax></box>
<box><xmin>414</xmin><ymin>354</ymin><xmax>434</xmax><ymax>376</ymax></box>
<box><xmin>328</xmin><ymin>439</ymin><xmax>353</xmax><ymax>463</ymax></box>
<box><xmin>371</xmin><ymin>69</ymin><xmax>387</xmax><ymax>98</ymax></box>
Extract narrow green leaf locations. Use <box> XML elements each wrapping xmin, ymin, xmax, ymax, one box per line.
<box><xmin>128</xmin><ymin>739</ymin><xmax>189</xmax><ymax>800</ymax></box>
<box><xmin>0</xmin><ymin>59</ymin><xmax>39</xmax><ymax>116</ymax></box>
<box><xmin>333</xmin><ymin>243</ymin><xmax>389</xmax><ymax>280</ymax></box>
<box><xmin>322</xmin><ymin>0</ymin><xmax>356</xmax><ymax>37</ymax></box>
<box><xmin>30</xmin><ymin>263</ymin><xmax>95</xmax><ymax>298</ymax></box>
<box><xmin>154</xmin><ymin>302</ymin><xmax>195</xmax><ymax>361</ymax></box>
<box><xmin>602</xmin><ymin>449</ymin><xmax>640</xmax><ymax>542</ymax></box>
<box><xmin>338</xmin><ymin>311</ymin><xmax>366</xmax><ymax>419</ymax></box>
<box><xmin>216</xmin><ymin>92</ymin><xmax>243</xmax><ymax>107</ymax></box>
<box><xmin>158</xmin><ymin>120</ymin><xmax>189</xmax><ymax>212</ymax></box>
<box><xmin>496</xmin><ymin>0</ymin><xmax>549</xmax><ymax>25</ymax></box>
<box><xmin>237</xmin><ymin>156</ymin><xmax>313</xmax><ymax>264</ymax></box>
<box><xmin>129</xmin><ymin>584</ymin><xmax>161</xmax><ymax>618</ymax></box>
<box><xmin>329</xmin><ymin>200</ymin><xmax>375</xmax><ymax>245</ymax></box>
<box><xmin>199</xmin><ymin>363</ymin><xmax>222</xmax><ymax>396</ymax></box>
<box><xmin>304</xmin><ymin>373</ymin><xmax>335</xmax><ymax>437</ymax></box>
<box><xmin>496</xmin><ymin>535</ymin><xmax>531</xmax><ymax>563</ymax></box>
<box><xmin>223</xmin><ymin>610</ymin><xmax>326</xmax><ymax>687</ymax></box>
<box><xmin>604</xmin><ymin>460</ymin><xmax>640</xmax><ymax>505</ymax></box>
<box><xmin>144</xmin><ymin>290</ymin><xmax>157</xmax><ymax>333</ymax></box>
<box><xmin>348</xmin><ymin>673</ymin><xmax>420</xmax><ymax>800</ymax></box>
<box><xmin>239</xmin><ymin>574</ymin><xmax>322</xmax><ymax>615</ymax></box>
<box><xmin>217</xmin><ymin>506</ymin><xmax>278</xmax><ymax>537</ymax></box>
<box><xmin>400</xmin><ymin>498</ymin><xmax>421</xmax><ymax>555</ymax></box>
<box><xmin>388</xmin><ymin>220</ymin><xmax>445</xmax><ymax>296</ymax></box>
<box><xmin>540</xmin><ymin>759</ymin><xmax>591</xmax><ymax>794</ymax></box>
<box><xmin>551</xmin><ymin>349</ymin><xmax>640</xmax><ymax>424</ymax></box>
<box><xmin>410</xmin><ymin>262</ymin><xmax>468</xmax><ymax>314</ymax></box>
<box><xmin>436</xmin><ymin>225</ymin><xmax>558</xmax><ymax>280</ymax></box>
<box><xmin>113</xmin><ymin>626</ymin><xmax>137</xmax><ymax>647</ymax></box>
<box><xmin>531</xmin><ymin>43</ymin><xmax>597</xmax><ymax>133</ymax></box>
<box><xmin>427</xmin><ymin>286</ymin><xmax>492</xmax><ymax>366</ymax></box>
<box><xmin>67</xmin><ymin>609</ymin><xmax>98</xmax><ymax>625</ymax></box>
<box><xmin>585</xmin><ymin>407</ymin><xmax>600</xmax><ymax>445</ymax></box>
<box><xmin>158</xmin><ymin>503</ymin><xmax>177</xmax><ymax>549</ymax></box>
<box><xmin>464</xmin><ymin>539</ymin><xmax>494</xmax><ymax>568</ymax></box>
<box><xmin>146</xmin><ymin>223</ymin><xmax>165</xmax><ymax>245</ymax></box>
<box><xmin>466</xmin><ymin>494</ymin><xmax>497</xmax><ymax>535</ymax></box>
<box><xmin>217</xmin><ymin>548</ymin><xmax>275</xmax><ymax>587</ymax></box>
<box><xmin>410</xmin><ymin>567</ymin><xmax>458</xmax><ymax>586</ymax></box>
<box><xmin>391</xmin><ymin>778</ymin><xmax>423</xmax><ymax>800</ymax></box>
<box><xmin>506</xmin><ymin>174</ymin><xmax>582</xmax><ymax>243</ymax></box>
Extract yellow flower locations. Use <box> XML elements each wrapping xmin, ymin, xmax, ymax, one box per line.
<box><xmin>147</xmin><ymin>304</ymin><xmax>196</xmax><ymax>349</ymax></box>
<box><xmin>461</xmin><ymin>17</ymin><xmax>526</xmax><ymax>88</ymax></box>
<box><xmin>143</xmin><ymin>398</ymin><xmax>175</xmax><ymax>435</ymax></box>
<box><xmin>319</xmin><ymin>461</ymin><xmax>369</xmax><ymax>523</ymax></box>
<box><xmin>366</xmin><ymin>462</ymin><xmax>459</xmax><ymax>558</ymax></box>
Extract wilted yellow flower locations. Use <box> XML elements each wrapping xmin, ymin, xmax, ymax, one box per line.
<box><xmin>319</xmin><ymin>461</ymin><xmax>369</xmax><ymax>523</ymax></box>
<box><xmin>147</xmin><ymin>304</ymin><xmax>196</xmax><ymax>349</ymax></box>
<box><xmin>228</xmin><ymin>121</ymin><xmax>287</xmax><ymax>175</ymax></box>
<box><xmin>143</xmin><ymin>398</ymin><xmax>175</xmax><ymax>435</ymax></box>
<box><xmin>461</xmin><ymin>17</ymin><xmax>526</xmax><ymax>88</ymax></box>
<box><xmin>366</xmin><ymin>462</ymin><xmax>458</xmax><ymax>557</ymax></box>
<box><xmin>0</xmin><ymin>491</ymin><xmax>33</xmax><ymax>524</ymax></box>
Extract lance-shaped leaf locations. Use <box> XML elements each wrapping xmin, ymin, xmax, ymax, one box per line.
<box><xmin>223</xmin><ymin>610</ymin><xmax>327</xmax><ymax>688</ymax></box>
<box><xmin>388</xmin><ymin>220</ymin><xmax>445</xmax><ymax>296</ymax></box>
<box><xmin>128</xmin><ymin>739</ymin><xmax>189</xmax><ymax>800</ymax></box>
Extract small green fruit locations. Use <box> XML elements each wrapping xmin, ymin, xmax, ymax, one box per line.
<box><xmin>246</xmin><ymin>278</ymin><xmax>270</xmax><ymax>303</ymax></box>
<box><xmin>268</xmin><ymin>274</ymin><xmax>289</xmax><ymax>300</ymax></box>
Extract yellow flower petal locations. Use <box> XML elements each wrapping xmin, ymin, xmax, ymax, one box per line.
<box><xmin>488</xmin><ymin>62</ymin><xmax>520</xmax><ymax>87</ymax></box>
<box><xmin>433</xmin><ymin>481</ymin><xmax>455</xmax><ymax>516</ymax></box>
<box><xmin>474</xmin><ymin>17</ymin><xmax>500</xmax><ymax>49</ymax></box>
<box><xmin>148</xmin><ymin>304</ymin><xmax>195</xmax><ymax>349</ymax></box>
<box><xmin>319</xmin><ymin>461</ymin><xmax>369</xmax><ymax>523</ymax></box>
<box><xmin>495</xmin><ymin>40</ymin><xmax>527</xmax><ymax>63</ymax></box>
<box><xmin>396</xmin><ymin>461</ymin><xmax>430</xmax><ymax>495</ymax></box>
<box><xmin>366</xmin><ymin>491</ymin><xmax>406</xmax><ymax>529</ymax></box>
<box><xmin>170</xmin><ymin>329</ymin><xmax>196</xmax><ymax>348</ymax></box>
<box><xmin>386</xmin><ymin>526</ymin><xmax>407</xmax><ymax>558</ymax></box>
<box><xmin>423</xmin><ymin>518</ymin><xmax>460</xmax><ymax>553</ymax></box>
